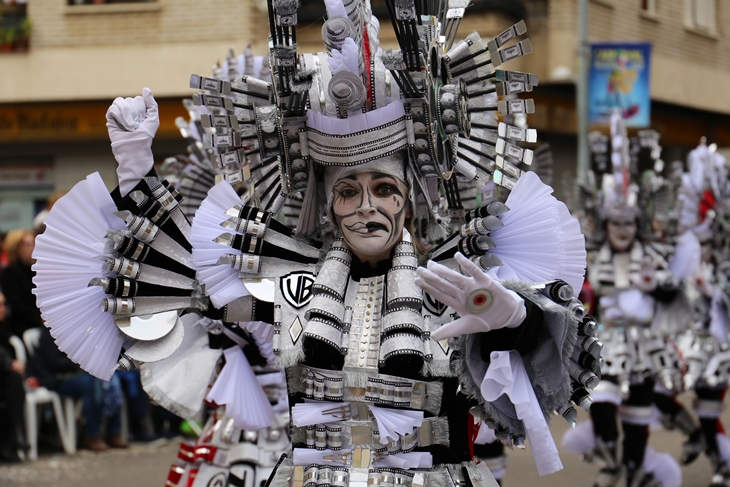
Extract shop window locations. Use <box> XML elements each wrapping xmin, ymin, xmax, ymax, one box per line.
<box><xmin>684</xmin><ymin>0</ymin><xmax>716</xmax><ymax>34</ymax></box>
<box><xmin>0</xmin><ymin>1</ymin><xmax>29</xmax><ymax>53</ymax></box>
<box><xmin>641</xmin><ymin>0</ymin><xmax>656</xmax><ymax>14</ymax></box>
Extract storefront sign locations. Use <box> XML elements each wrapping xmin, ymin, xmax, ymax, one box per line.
<box><xmin>0</xmin><ymin>99</ymin><xmax>187</xmax><ymax>142</ymax></box>
<box><xmin>589</xmin><ymin>42</ymin><xmax>652</xmax><ymax>128</ymax></box>
<box><xmin>0</xmin><ymin>164</ymin><xmax>54</xmax><ymax>188</ymax></box>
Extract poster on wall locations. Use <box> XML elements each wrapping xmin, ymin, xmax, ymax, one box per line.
<box><xmin>588</xmin><ymin>42</ymin><xmax>652</xmax><ymax>127</ymax></box>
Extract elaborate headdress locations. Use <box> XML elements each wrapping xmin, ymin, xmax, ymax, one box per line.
<box><xmin>187</xmin><ymin>0</ymin><xmax>539</xmax><ymax>239</ymax></box>
<box><xmin>677</xmin><ymin>140</ymin><xmax>730</xmax><ymax>256</ymax></box>
<box><xmin>576</xmin><ymin>112</ymin><xmax>671</xmax><ymax>248</ymax></box>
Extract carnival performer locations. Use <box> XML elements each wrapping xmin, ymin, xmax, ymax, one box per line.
<box><xmin>564</xmin><ymin>113</ymin><xmax>693</xmax><ymax>487</ymax></box>
<box><xmin>675</xmin><ymin>141</ymin><xmax>730</xmax><ymax>487</ymax></box>
<box><xmin>145</xmin><ymin>46</ymin><xmax>293</xmax><ymax>487</ymax></box>
<box><xmin>30</xmin><ymin>2</ymin><xmax>597</xmax><ymax>487</ymax></box>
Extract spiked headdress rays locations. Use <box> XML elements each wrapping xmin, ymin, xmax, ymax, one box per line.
<box><xmin>187</xmin><ymin>0</ymin><xmax>540</xmax><ymax>239</ymax></box>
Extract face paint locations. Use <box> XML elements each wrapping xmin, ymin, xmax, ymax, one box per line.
<box><xmin>332</xmin><ymin>172</ymin><xmax>409</xmax><ymax>264</ymax></box>
<box><xmin>607</xmin><ymin>218</ymin><xmax>637</xmax><ymax>253</ymax></box>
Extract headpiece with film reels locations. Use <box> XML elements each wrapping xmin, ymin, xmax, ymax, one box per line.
<box><xmin>575</xmin><ymin>112</ymin><xmax>671</xmax><ymax>248</ymax></box>
<box><xmin>187</xmin><ymin>0</ymin><xmax>539</xmax><ymax>238</ymax></box>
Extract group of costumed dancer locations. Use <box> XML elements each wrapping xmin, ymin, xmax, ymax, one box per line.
<box><xmin>562</xmin><ymin>114</ymin><xmax>730</xmax><ymax>487</ymax></box>
<box><xmin>24</xmin><ymin>0</ymin><xmax>730</xmax><ymax>487</ymax></box>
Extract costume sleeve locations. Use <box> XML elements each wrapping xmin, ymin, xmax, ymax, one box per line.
<box><xmin>32</xmin><ymin>169</ymin><xmax>203</xmax><ymax>380</ymax></box>
<box><xmin>449</xmin><ymin>285</ymin><xmax>596</xmax><ymax>476</ymax></box>
<box><xmin>451</xmin><ymin>283</ymin><xmax>595</xmax><ymax>438</ymax></box>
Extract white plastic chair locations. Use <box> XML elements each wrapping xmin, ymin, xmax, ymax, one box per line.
<box><xmin>22</xmin><ymin>328</ymin><xmax>76</xmax><ymax>460</ymax></box>
<box><xmin>8</xmin><ymin>335</ymin><xmax>25</xmax><ymax>364</ymax></box>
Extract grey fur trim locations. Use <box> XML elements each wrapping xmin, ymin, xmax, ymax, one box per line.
<box><xmin>450</xmin><ymin>333</ymin><xmax>524</xmax><ymax>436</ymax></box>
<box><xmin>464</xmin><ymin>459</ymin><xmax>500</xmax><ymax>487</ymax></box>
<box><xmin>421</xmin><ymin>358</ymin><xmax>456</xmax><ymax>378</ymax></box>
<box><xmin>429</xmin><ymin>416</ymin><xmax>450</xmax><ymax>446</ymax></box>
<box><xmin>269</xmin><ymin>463</ymin><xmax>293</xmax><ymax>487</ymax></box>
<box><xmin>291</xmin><ymin>425</ymin><xmax>304</xmax><ymax>445</ymax></box>
<box><xmin>424</xmin><ymin>381</ymin><xmax>444</xmax><ymax>416</ymax></box>
<box><xmin>286</xmin><ymin>365</ymin><xmax>304</xmax><ymax>393</ymax></box>
<box><xmin>508</xmin><ymin>281</ymin><xmax>579</xmax><ymax>421</ymax></box>
<box><xmin>278</xmin><ymin>341</ymin><xmax>307</xmax><ymax>368</ymax></box>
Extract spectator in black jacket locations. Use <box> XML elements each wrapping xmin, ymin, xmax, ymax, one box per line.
<box><xmin>0</xmin><ymin>229</ymin><xmax>42</xmax><ymax>338</ymax></box>
<box><xmin>30</xmin><ymin>327</ymin><xmax>126</xmax><ymax>452</ymax></box>
<box><xmin>0</xmin><ymin>291</ymin><xmax>27</xmax><ymax>462</ymax></box>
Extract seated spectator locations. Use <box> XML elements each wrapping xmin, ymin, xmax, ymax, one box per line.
<box><xmin>0</xmin><ymin>291</ymin><xmax>27</xmax><ymax>462</ymax></box>
<box><xmin>0</xmin><ymin>229</ymin><xmax>42</xmax><ymax>337</ymax></box>
<box><xmin>29</xmin><ymin>327</ymin><xmax>127</xmax><ymax>452</ymax></box>
<box><xmin>116</xmin><ymin>369</ymin><xmax>158</xmax><ymax>442</ymax></box>
<box><xmin>0</xmin><ymin>232</ymin><xmax>9</xmax><ymax>273</ymax></box>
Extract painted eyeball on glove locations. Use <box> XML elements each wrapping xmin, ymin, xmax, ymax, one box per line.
<box><xmin>466</xmin><ymin>288</ymin><xmax>493</xmax><ymax>313</ymax></box>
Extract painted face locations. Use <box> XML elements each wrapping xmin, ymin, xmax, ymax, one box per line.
<box><xmin>607</xmin><ymin>218</ymin><xmax>637</xmax><ymax>253</ymax></box>
<box><xmin>332</xmin><ymin>172</ymin><xmax>409</xmax><ymax>264</ymax></box>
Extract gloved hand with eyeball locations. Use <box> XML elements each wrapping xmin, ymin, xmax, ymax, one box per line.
<box><xmin>415</xmin><ymin>253</ymin><xmax>527</xmax><ymax>341</ymax></box>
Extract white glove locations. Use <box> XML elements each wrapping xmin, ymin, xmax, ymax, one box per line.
<box><xmin>631</xmin><ymin>257</ymin><xmax>657</xmax><ymax>293</ymax></box>
<box><xmin>415</xmin><ymin>253</ymin><xmax>527</xmax><ymax>341</ymax></box>
<box><xmin>694</xmin><ymin>263</ymin><xmax>715</xmax><ymax>298</ymax></box>
<box><xmin>106</xmin><ymin>88</ymin><xmax>160</xmax><ymax>196</ymax></box>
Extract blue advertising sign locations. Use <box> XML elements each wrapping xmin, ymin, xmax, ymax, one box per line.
<box><xmin>588</xmin><ymin>42</ymin><xmax>652</xmax><ymax>127</ymax></box>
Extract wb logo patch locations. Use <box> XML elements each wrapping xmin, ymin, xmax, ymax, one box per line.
<box><xmin>423</xmin><ymin>290</ymin><xmax>447</xmax><ymax>316</ymax></box>
<box><xmin>281</xmin><ymin>271</ymin><xmax>315</xmax><ymax>309</ymax></box>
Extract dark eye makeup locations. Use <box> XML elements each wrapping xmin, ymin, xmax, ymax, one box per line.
<box><xmin>335</xmin><ymin>184</ymin><xmax>359</xmax><ymax>199</ymax></box>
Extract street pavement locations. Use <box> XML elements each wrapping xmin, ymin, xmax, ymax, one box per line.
<box><xmin>1</xmin><ymin>402</ymin><xmax>727</xmax><ymax>487</ymax></box>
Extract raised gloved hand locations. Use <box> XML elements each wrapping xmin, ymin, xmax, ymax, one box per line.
<box><xmin>106</xmin><ymin>88</ymin><xmax>160</xmax><ymax>196</ymax></box>
<box><xmin>632</xmin><ymin>256</ymin><xmax>657</xmax><ymax>293</ymax></box>
<box><xmin>415</xmin><ymin>252</ymin><xmax>526</xmax><ymax>341</ymax></box>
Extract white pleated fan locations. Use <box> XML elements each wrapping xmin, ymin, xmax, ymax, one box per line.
<box><xmin>206</xmin><ymin>346</ymin><xmax>274</xmax><ymax>430</ymax></box>
<box><xmin>191</xmin><ymin>181</ymin><xmax>250</xmax><ymax>308</ymax></box>
<box><xmin>32</xmin><ymin>173</ymin><xmax>127</xmax><ymax>380</ymax></box>
<box><xmin>488</xmin><ymin>172</ymin><xmax>586</xmax><ymax>296</ymax></box>
<box><xmin>368</xmin><ymin>405</ymin><xmax>423</xmax><ymax>443</ymax></box>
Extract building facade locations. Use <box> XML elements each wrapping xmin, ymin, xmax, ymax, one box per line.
<box><xmin>523</xmin><ymin>0</ymin><xmax>730</xmax><ymax>196</ymax></box>
<box><xmin>0</xmin><ymin>0</ymin><xmax>728</xmax><ymax>229</ymax></box>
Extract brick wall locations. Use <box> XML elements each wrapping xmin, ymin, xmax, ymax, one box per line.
<box><xmin>543</xmin><ymin>0</ymin><xmax>730</xmax><ymax>72</ymax></box>
<box><xmin>28</xmin><ymin>0</ymin><xmax>266</xmax><ymax>48</ymax></box>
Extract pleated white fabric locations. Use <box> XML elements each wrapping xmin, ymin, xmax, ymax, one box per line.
<box><xmin>190</xmin><ymin>181</ymin><xmax>250</xmax><ymax>308</ymax></box>
<box><xmin>560</xmin><ymin>419</ymin><xmax>594</xmax><ymax>455</ymax></box>
<box><xmin>206</xmin><ymin>346</ymin><xmax>274</xmax><ymax>430</ymax></box>
<box><xmin>291</xmin><ymin>400</ymin><xmax>348</xmax><ymax>427</ymax></box>
<box><xmin>718</xmin><ymin>433</ymin><xmax>730</xmax><ymax>465</ymax></box>
<box><xmin>669</xmin><ymin>231</ymin><xmax>701</xmax><ymax>281</ymax></box>
<box><xmin>562</xmin><ymin>420</ymin><xmax>682</xmax><ymax>487</ymax></box>
<box><xmin>488</xmin><ymin>172</ymin><xmax>586</xmax><ymax>296</ymax></box>
<box><xmin>480</xmin><ymin>350</ymin><xmax>563</xmax><ymax>476</ymax></box>
<box><xmin>141</xmin><ymin>313</ymin><xmax>222</xmax><ymax>419</ymax></box>
<box><xmin>32</xmin><ymin>173</ymin><xmax>127</xmax><ymax>380</ymax></box>
<box><xmin>643</xmin><ymin>447</ymin><xmax>682</xmax><ymax>487</ymax></box>
<box><xmin>368</xmin><ymin>405</ymin><xmax>424</xmax><ymax>444</ymax></box>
